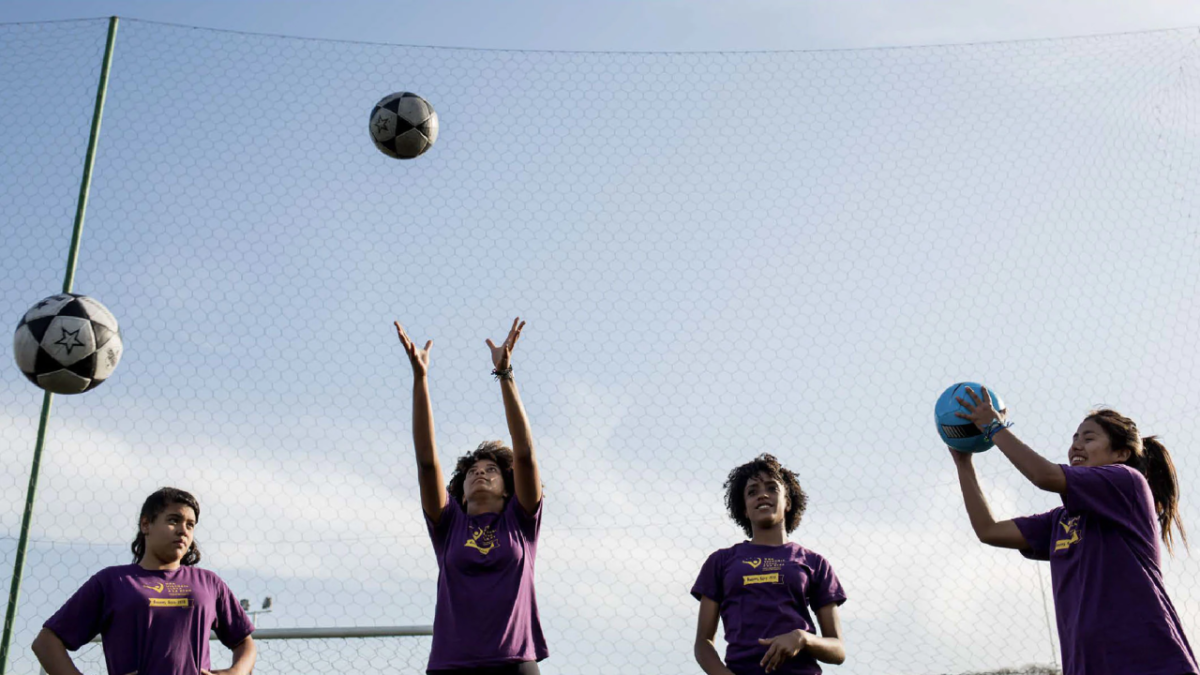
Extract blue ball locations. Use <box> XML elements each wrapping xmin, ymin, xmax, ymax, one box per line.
<box><xmin>936</xmin><ymin>382</ymin><xmax>1006</xmax><ymax>453</ymax></box>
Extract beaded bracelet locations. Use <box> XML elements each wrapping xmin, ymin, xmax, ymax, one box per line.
<box><xmin>492</xmin><ymin>366</ymin><xmax>514</xmax><ymax>381</ymax></box>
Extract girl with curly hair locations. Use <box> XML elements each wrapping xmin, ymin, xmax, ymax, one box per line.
<box><xmin>32</xmin><ymin>487</ymin><xmax>255</xmax><ymax>675</ymax></box>
<box><xmin>951</xmin><ymin>387</ymin><xmax>1196</xmax><ymax>675</ymax></box>
<box><xmin>692</xmin><ymin>454</ymin><xmax>847</xmax><ymax>675</ymax></box>
<box><xmin>395</xmin><ymin>318</ymin><xmax>547</xmax><ymax>675</ymax></box>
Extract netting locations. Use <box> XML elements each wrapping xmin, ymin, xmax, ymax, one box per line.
<box><xmin>3</xmin><ymin>17</ymin><xmax>1200</xmax><ymax>675</ymax></box>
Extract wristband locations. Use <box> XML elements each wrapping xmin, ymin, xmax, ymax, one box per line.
<box><xmin>983</xmin><ymin>419</ymin><xmax>1012</xmax><ymax>442</ymax></box>
<box><xmin>492</xmin><ymin>366</ymin><xmax>514</xmax><ymax>381</ymax></box>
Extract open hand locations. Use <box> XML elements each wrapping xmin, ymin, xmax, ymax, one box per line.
<box><xmin>758</xmin><ymin>630</ymin><xmax>808</xmax><ymax>672</ymax></box>
<box><xmin>954</xmin><ymin>385</ymin><xmax>1004</xmax><ymax>431</ymax></box>
<box><xmin>486</xmin><ymin>317</ymin><xmax>525</xmax><ymax>371</ymax></box>
<box><xmin>394</xmin><ymin>321</ymin><xmax>432</xmax><ymax>377</ymax></box>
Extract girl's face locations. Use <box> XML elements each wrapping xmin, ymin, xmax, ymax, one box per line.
<box><xmin>744</xmin><ymin>474</ymin><xmax>788</xmax><ymax>532</ymax></box>
<box><xmin>463</xmin><ymin>459</ymin><xmax>507</xmax><ymax>503</ymax></box>
<box><xmin>1070</xmin><ymin>418</ymin><xmax>1130</xmax><ymax>467</ymax></box>
<box><xmin>141</xmin><ymin>503</ymin><xmax>196</xmax><ymax>565</ymax></box>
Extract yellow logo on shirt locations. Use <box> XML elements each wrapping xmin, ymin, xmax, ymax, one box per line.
<box><xmin>742</xmin><ymin>558</ymin><xmax>762</xmax><ymax>569</ymax></box>
<box><xmin>149</xmin><ymin>598</ymin><xmax>190</xmax><ymax>607</ymax></box>
<box><xmin>143</xmin><ymin>583</ymin><xmax>165</xmax><ymax>593</ymax></box>
<box><xmin>465</xmin><ymin>526</ymin><xmax>498</xmax><ymax>555</ymax></box>
<box><xmin>743</xmin><ymin>573</ymin><xmax>781</xmax><ymax>585</ymax></box>
<box><xmin>1055</xmin><ymin>516</ymin><xmax>1082</xmax><ymax>552</ymax></box>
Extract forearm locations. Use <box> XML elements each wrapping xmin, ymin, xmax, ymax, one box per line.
<box><xmin>803</xmin><ymin>633</ymin><xmax>845</xmax><ymax>664</ymax></box>
<box><xmin>31</xmin><ymin>630</ymin><xmax>84</xmax><ymax>675</ymax></box>
<box><xmin>992</xmin><ymin>429</ymin><xmax>1065</xmax><ymax>492</ymax></box>
<box><xmin>412</xmin><ymin>375</ymin><xmax>437</xmax><ymax>466</ymax></box>
<box><xmin>499</xmin><ymin>378</ymin><xmax>533</xmax><ymax>458</ymax></box>
<box><xmin>228</xmin><ymin>637</ymin><xmax>256</xmax><ymax>675</ymax></box>
<box><xmin>955</xmin><ymin>459</ymin><xmax>1001</xmax><ymax>538</ymax></box>
<box><xmin>694</xmin><ymin>640</ymin><xmax>736</xmax><ymax>675</ymax></box>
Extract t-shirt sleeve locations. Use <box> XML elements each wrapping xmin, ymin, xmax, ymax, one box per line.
<box><xmin>212</xmin><ymin>576</ymin><xmax>255</xmax><ymax>649</ymax></box>
<box><xmin>1061</xmin><ymin>464</ymin><xmax>1149</xmax><ymax>527</ymax></box>
<box><xmin>509</xmin><ymin>495</ymin><xmax>543</xmax><ymax>542</ymax></box>
<box><xmin>690</xmin><ymin>550</ymin><xmax>725</xmax><ymax>603</ymax></box>
<box><xmin>424</xmin><ymin>496</ymin><xmax>458</xmax><ymax>550</ymax></box>
<box><xmin>43</xmin><ymin>573</ymin><xmax>106</xmax><ymax>650</ymax></box>
<box><xmin>1012</xmin><ymin>509</ymin><xmax>1057</xmax><ymax>561</ymax></box>
<box><xmin>806</xmin><ymin>554</ymin><xmax>848</xmax><ymax>609</ymax></box>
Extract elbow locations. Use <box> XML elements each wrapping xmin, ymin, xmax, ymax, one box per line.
<box><xmin>828</xmin><ymin>644</ymin><xmax>847</xmax><ymax>665</ymax></box>
<box><xmin>31</xmin><ymin>629</ymin><xmax>56</xmax><ymax>657</ymax></box>
<box><xmin>976</xmin><ymin>525</ymin><xmax>1006</xmax><ymax>548</ymax></box>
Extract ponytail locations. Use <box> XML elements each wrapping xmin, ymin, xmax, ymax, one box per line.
<box><xmin>1140</xmin><ymin>436</ymin><xmax>1188</xmax><ymax>553</ymax></box>
<box><xmin>1086</xmin><ymin>410</ymin><xmax>1188</xmax><ymax>553</ymax></box>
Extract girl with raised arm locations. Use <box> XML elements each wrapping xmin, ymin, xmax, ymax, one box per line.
<box><xmin>951</xmin><ymin>387</ymin><xmax>1196</xmax><ymax>675</ymax></box>
<box><xmin>395</xmin><ymin>318</ymin><xmax>547</xmax><ymax>675</ymax></box>
<box><xmin>32</xmin><ymin>487</ymin><xmax>255</xmax><ymax>675</ymax></box>
<box><xmin>692</xmin><ymin>454</ymin><xmax>847</xmax><ymax>675</ymax></box>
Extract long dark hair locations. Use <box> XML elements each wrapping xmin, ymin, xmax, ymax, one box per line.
<box><xmin>723</xmin><ymin>453</ymin><xmax>808</xmax><ymax>538</ymax></box>
<box><xmin>447</xmin><ymin>441</ymin><xmax>516</xmax><ymax>507</ymax></box>
<box><xmin>131</xmin><ymin>487</ymin><xmax>202</xmax><ymax>566</ymax></box>
<box><xmin>1087</xmin><ymin>410</ymin><xmax>1188</xmax><ymax>553</ymax></box>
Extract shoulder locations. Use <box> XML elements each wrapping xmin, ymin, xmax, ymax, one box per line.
<box><xmin>1065</xmin><ymin>463</ymin><xmax>1148</xmax><ymax>493</ymax></box>
<box><xmin>93</xmin><ymin>564</ymin><xmax>139</xmax><ymax>582</ymax></box>
<box><xmin>180</xmin><ymin>566</ymin><xmax>232</xmax><ymax>589</ymax></box>
<box><xmin>789</xmin><ymin>544</ymin><xmax>835</xmax><ymax>569</ymax></box>
<box><xmin>704</xmin><ymin>542</ymin><xmax>748</xmax><ymax>567</ymax></box>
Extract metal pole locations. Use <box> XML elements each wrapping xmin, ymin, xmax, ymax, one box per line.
<box><xmin>0</xmin><ymin>16</ymin><xmax>119</xmax><ymax>674</ymax></box>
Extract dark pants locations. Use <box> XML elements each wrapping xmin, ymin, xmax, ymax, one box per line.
<box><xmin>427</xmin><ymin>662</ymin><xmax>540</xmax><ymax>675</ymax></box>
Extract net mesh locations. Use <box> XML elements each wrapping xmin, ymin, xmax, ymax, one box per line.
<box><xmin>3</xmin><ymin>18</ymin><xmax>1200</xmax><ymax>674</ymax></box>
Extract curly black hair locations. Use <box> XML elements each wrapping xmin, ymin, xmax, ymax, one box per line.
<box><xmin>724</xmin><ymin>454</ymin><xmax>808</xmax><ymax>537</ymax></box>
<box><xmin>447</xmin><ymin>440</ymin><xmax>516</xmax><ymax>507</ymax></box>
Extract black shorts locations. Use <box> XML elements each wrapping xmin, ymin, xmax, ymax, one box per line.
<box><xmin>427</xmin><ymin>662</ymin><xmax>540</xmax><ymax>675</ymax></box>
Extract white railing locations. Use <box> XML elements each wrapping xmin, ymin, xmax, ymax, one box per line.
<box><xmin>37</xmin><ymin>625</ymin><xmax>433</xmax><ymax>674</ymax></box>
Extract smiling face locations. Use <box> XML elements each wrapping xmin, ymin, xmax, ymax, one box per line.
<box><xmin>462</xmin><ymin>458</ymin><xmax>508</xmax><ymax>503</ymax></box>
<box><xmin>1070</xmin><ymin>418</ymin><xmax>1132</xmax><ymax>467</ymax></box>
<box><xmin>140</xmin><ymin>503</ymin><xmax>196</xmax><ymax>567</ymax></box>
<box><xmin>743</xmin><ymin>473</ymin><xmax>789</xmax><ymax>533</ymax></box>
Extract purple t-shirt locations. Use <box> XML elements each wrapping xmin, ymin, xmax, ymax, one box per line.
<box><xmin>1014</xmin><ymin>464</ymin><xmax>1197</xmax><ymax>675</ymax></box>
<box><xmin>691</xmin><ymin>541</ymin><xmax>847</xmax><ymax>675</ymax></box>
<box><xmin>424</xmin><ymin>496</ymin><xmax>548</xmax><ymax>670</ymax></box>
<box><xmin>43</xmin><ymin>564</ymin><xmax>254</xmax><ymax>675</ymax></box>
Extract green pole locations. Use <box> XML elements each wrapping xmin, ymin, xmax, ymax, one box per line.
<box><xmin>0</xmin><ymin>16</ymin><xmax>119</xmax><ymax>674</ymax></box>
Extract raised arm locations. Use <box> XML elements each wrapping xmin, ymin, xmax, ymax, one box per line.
<box><xmin>395</xmin><ymin>322</ymin><xmax>447</xmax><ymax>522</ymax></box>
<box><xmin>31</xmin><ymin>629</ymin><xmax>84</xmax><ymax>675</ymax></box>
<box><xmin>487</xmin><ymin>318</ymin><xmax>541</xmax><ymax>515</ymax></box>
<box><xmin>950</xmin><ymin>450</ymin><xmax>1030</xmax><ymax>549</ymax></box>
<box><xmin>956</xmin><ymin>386</ymin><xmax>1066</xmax><ymax>493</ymax></box>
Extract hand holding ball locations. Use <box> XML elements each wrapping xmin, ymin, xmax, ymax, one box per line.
<box><xmin>935</xmin><ymin>382</ymin><xmax>1006</xmax><ymax>453</ymax></box>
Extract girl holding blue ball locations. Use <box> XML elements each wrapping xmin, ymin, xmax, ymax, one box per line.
<box><xmin>950</xmin><ymin>386</ymin><xmax>1195</xmax><ymax>675</ymax></box>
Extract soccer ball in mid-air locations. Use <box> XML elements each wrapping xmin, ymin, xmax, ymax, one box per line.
<box><xmin>369</xmin><ymin>92</ymin><xmax>439</xmax><ymax>159</ymax></box>
<box><xmin>12</xmin><ymin>293</ymin><xmax>124</xmax><ymax>394</ymax></box>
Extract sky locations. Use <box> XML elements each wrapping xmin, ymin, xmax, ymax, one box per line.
<box><xmin>3</xmin><ymin>4</ymin><xmax>1200</xmax><ymax>675</ymax></box>
<box><xmin>1</xmin><ymin>0</ymin><xmax>1200</xmax><ymax>51</ymax></box>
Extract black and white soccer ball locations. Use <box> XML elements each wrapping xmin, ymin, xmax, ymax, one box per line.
<box><xmin>369</xmin><ymin>92</ymin><xmax>439</xmax><ymax>160</ymax></box>
<box><xmin>12</xmin><ymin>293</ymin><xmax>123</xmax><ymax>394</ymax></box>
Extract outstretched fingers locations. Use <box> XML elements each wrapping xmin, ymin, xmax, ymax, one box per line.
<box><xmin>394</xmin><ymin>321</ymin><xmax>413</xmax><ymax>352</ymax></box>
<box><xmin>507</xmin><ymin>317</ymin><xmax>526</xmax><ymax>349</ymax></box>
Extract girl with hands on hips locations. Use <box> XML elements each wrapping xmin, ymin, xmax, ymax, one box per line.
<box><xmin>948</xmin><ymin>386</ymin><xmax>1195</xmax><ymax>675</ymax></box>
<box><xmin>395</xmin><ymin>318</ymin><xmax>547</xmax><ymax>675</ymax></box>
